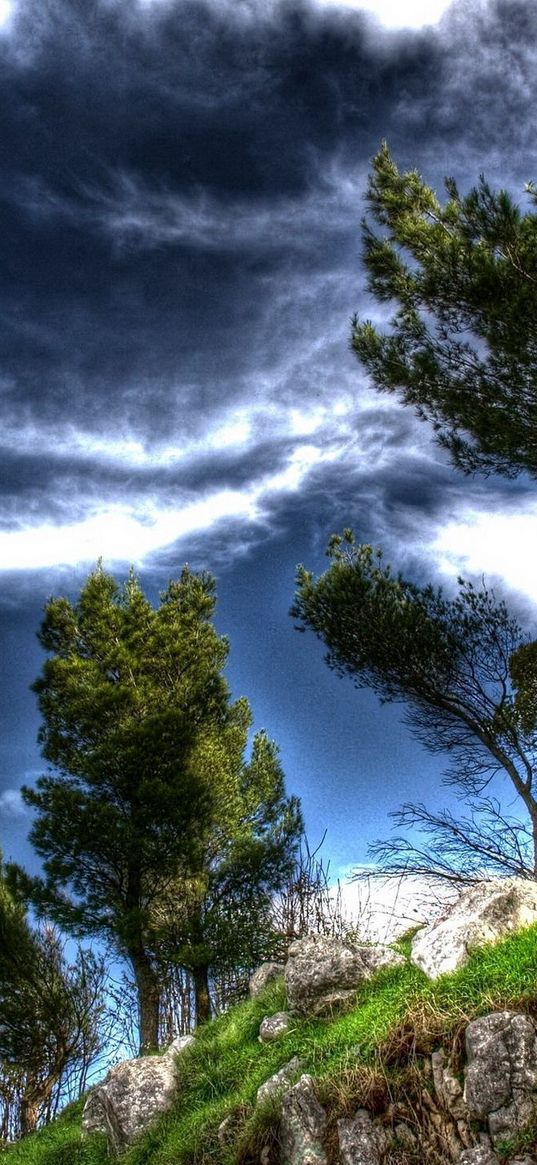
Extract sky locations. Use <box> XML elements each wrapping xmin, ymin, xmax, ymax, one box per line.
<box><xmin>1</xmin><ymin>0</ymin><xmax>537</xmax><ymax>901</ymax></box>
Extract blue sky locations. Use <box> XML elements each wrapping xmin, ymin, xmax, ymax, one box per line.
<box><xmin>1</xmin><ymin>0</ymin><xmax>537</xmax><ymax>891</ymax></box>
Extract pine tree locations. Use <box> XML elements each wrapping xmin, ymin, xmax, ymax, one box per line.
<box><xmin>16</xmin><ymin>564</ymin><xmax>301</xmax><ymax>1048</ymax></box>
<box><xmin>293</xmin><ymin>532</ymin><xmax>537</xmax><ymax>882</ymax></box>
<box><xmin>352</xmin><ymin>143</ymin><xmax>537</xmax><ymax>478</ymax></box>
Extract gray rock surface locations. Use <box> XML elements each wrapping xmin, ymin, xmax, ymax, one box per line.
<box><xmin>464</xmin><ymin>1011</ymin><xmax>537</xmax><ymax>1144</ymax></box>
<box><xmin>458</xmin><ymin>1148</ymin><xmax>500</xmax><ymax>1165</ymax></box>
<box><xmin>82</xmin><ymin>1053</ymin><xmax>179</xmax><ymax>1154</ymax></box>
<box><xmin>259</xmin><ymin>1012</ymin><xmax>292</xmax><ymax>1043</ymax></box>
<box><xmin>411</xmin><ymin>878</ymin><xmax>537</xmax><ymax>979</ymax></box>
<box><xmin>431</xmin><ymin>1047</ymin><xmax>467</xmax><ymax>1121</ymax></box>
<box><xmin>256</xmin><ymin>1057</ymin><xmax>303</xmax><ymax>1106</ymax></box>
<box><xmin>337</xmin><ymin>1108</ymin><xmax>388</xmax><ymax>1165</ymax></box>
<box><xmin>249</xmin><ymin>961</ymin><xmax>285</xmax><ymax>998</ymax></box>
<box><xmin>82</xmin><ymin>1034</ymin><xmax>194</xmax><ymax>1154</ymax></box>
<box><xmin>284</xmin><ymin>935</ymin><xmax>405</xmax><ymax>1017</ymax></box>
<box><xmin>279</xmin><ymin>1074</ymin><xmax>327</xmax><ymax>1164</ymax></box>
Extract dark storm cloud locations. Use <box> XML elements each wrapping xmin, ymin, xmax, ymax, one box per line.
<box><xmin>0</xmin><ymin>0</ymin><xmax>530</xmax><ymax>446</ymax></box>
<box><xmin>0</xmin><ymin>0</ymin><xmax>535</xmax><ymax>566</ymax></box>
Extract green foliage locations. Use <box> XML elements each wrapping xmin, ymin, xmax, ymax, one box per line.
<box><xmin>10</xmin><ymin>923</ymin><xmax>537</xmax><ymax>1165</ymax></box>
<box><xmin>292</xmin><ymin>532</ymin><xmax>537</xmax><ymax>879</ymax></box>
<box><xmin>0</xmin><ymin>859</ymin><xmax>105</xmax><ymax>1136</ymax></box>
<box><xmin>352</xmin><ymin>142</ymin><xmax>537</xmax><ymax>478</ymax></box>
<box><xmin>15</xmin><ymin>564</ymin><xmax>301</xmax><ymax>1046</ymax></box>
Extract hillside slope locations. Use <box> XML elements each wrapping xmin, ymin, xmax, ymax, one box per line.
<box><xmin>6</xmin><ymin>925</ymin><xmax>537</xmax><ymax>1165</ymax></box>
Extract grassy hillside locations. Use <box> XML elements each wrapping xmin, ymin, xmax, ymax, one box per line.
<box><xmin>6</xmin><ymin>925</ymin><xmax>537</xmax><ymax>1165</ymax></box>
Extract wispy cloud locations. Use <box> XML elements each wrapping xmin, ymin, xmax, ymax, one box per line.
<box><xmin>0</xmin><ymin>789</ymin><xmax>28</xmax><ymax>818</ymax></box>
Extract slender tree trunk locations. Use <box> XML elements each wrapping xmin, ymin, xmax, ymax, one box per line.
<box><xmin>192</xmin><ymin>964</ymin><xmax>211</xmax><ymax>1026</ymax></box>
<box><xmin>129</xmin><ymin>949</ymin><xmax>161</xmax><ymax>1054</ymax></box>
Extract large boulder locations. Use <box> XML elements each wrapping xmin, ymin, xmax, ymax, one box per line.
<box><xmin>411</xmin><ymin>878</ymin><xmax>537</xmax><ymax>979</ymax></box>
<box><xmin>464</xmin><ymin>1011</ymin><xmax>537</xmax><ymax>1145</ymax></box>
<box><xmin>82</xmin><ymin>1037</ymin><xmax>194</xmax><ymax>1155</ymax></box>
<box><xmin>284</xmin><ymin>935</ymin><xmax>405</xmax><ymax>1017</ymax></box>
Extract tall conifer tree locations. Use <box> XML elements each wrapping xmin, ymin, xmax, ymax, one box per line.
<box><xmin>17</xmin><ymin>565</ymin><xmax>300</xmax><ymax>1048</ymax></box>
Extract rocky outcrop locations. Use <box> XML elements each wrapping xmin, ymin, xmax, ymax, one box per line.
<box><xmin>249</xmin><ymin>961</ymin><xmax>285</xmax><ymax>998</ymax></box>
<box><xmin>337</xmin><ymin>1108</ymin><xmax>388</xmax><ymax>1165</ymax></box>
<box><xmin>257</xmin><ymin>1057</ymin><xmax>303</xmax><ymax>1106</ymax></box>
<box><xmin>279</xmin><ymin>1074</ymin><xmax>328</xmax><ymax>1165</ymax></box>
<box><xmin>464</xmin><ymin>1011</ymin><xmax>537</xmax><ymax>1144</ymax></box>
<box><xmin>81</xmin><ymin>880</ymin><xmax>537</xmax><ymax>1164</ymax></box>
<box><xmin>81</xmin><ymin>1035</ymin><xmax>194</xmax><ymax>1155</ymax></box>
<box><xmin>284</xmin><ymin>935</ymin><xmax>405</xmax><ymax>1017</ymax></box>
<box><xmin>411</xmin><ymin>878</ymin><xmax>537</xmax><ymax>979</ymax></box>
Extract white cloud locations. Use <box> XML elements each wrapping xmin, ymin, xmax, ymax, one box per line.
<box><xmin>434</xmin><ymin>506</ymin><xmax>537</xmax><ymax>608</ymax></box>
<box><xmin>333</xmin><ymin>870</ymin><xmax>458</xmax><ymax>941</ymax></box>
<box><xmin>0</xmin><ymin>788</ymin><xmax>28</xmax><ymax>818</ymax></box>
<box><xmin>0</xmin><ymin>0</ymin><xmax>14</xmax><ymax>29</ymax></box>
<box><xmin>315</xmin><ymin>0</ymin><xmax>453</xmax><ymax>29</ymax></box>
<box><xmin>0</xmin><ymin>437</ymin><xmax>347</xmax><ymax>570</ymax></box>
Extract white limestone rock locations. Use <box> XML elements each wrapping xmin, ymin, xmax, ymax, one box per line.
<box><xmin>279</xmin><ymin>1074</ymin><xmax>327</xmax><ymax>1165</ymax></box>
<box><xmin>337</xmin><ymin>1108</ymin><xmax>389</xmax><ymax>1165</ymax></box>
<box><xmin>284</xmin><ymin>935</ymin><xmax>405</xmax><ymax>1017</ymax></box>
<box><xmin>259</xmin><ymin>1012</ymin><xmax>292</xmax><ymax>1042</ymax></box>
<box><xmin>464</xmin><ymin>1011</ymin><xmax>537</xmax><ymax>1145</ymax></box>
<box><xmin>458</xmin><ymin>1148</ymin><xmax>500</xmax><ymax>1165</ymax></box>
<box><xmin>256</xmin><ymin>1057</ymin><xmax>303</xmax><ymax>1106</ymax></box>
<box><xmin>411</xmin><ymin>878</ymin><xmax>537</xmax><ymax>979</ymax></box>
<box><xmin>82</xmin><ymin>1054</ymin><xmax>178</xmax><ymax>1155</ymax></box>
<box><xmin>82</xmin><ymin>1034</ymin><xmax>194</xmax><ymax>1155</ymax></box>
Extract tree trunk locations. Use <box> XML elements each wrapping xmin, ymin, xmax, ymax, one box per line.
<box><xmin>192</xmin><ymin>964</ymin><xmax>211</xmax><ymax>1026</ymax></box>
<box><xmin>129</xmin><ymin>949</ymin><xmax>161</xmax><ymax>1054</ymax></box>
<box><xmin>19</xmin><ymin>1095</ymin><xmax>40</xmax><ymax>1136</ymax></box>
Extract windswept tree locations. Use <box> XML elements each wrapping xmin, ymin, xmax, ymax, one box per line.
<box><xmin>352</xmin><ymin>142</ymin><xmax>537</xmax><ymax>478</ymax></box>
<box><xmin>292</xmin><ymin>532</ymin><xmax>537</xmax><ymax>883</ymax></box>
<box><xmin>14</xmin><ymin>565</ymin><xmax>300</xmax><ymax>1049</ymax></box>
<box><xmin>0</xmin><ymin>859</ymin><xmax>104</xmax><ymax>1137</ymax></box>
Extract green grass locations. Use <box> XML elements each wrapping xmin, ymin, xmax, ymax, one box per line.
<box><xmin>7</xmin><ymin>922</ymin><xmax>537</xmax><ymax>1165</ymax></box>
<box><xmin>3</xmin><ymin>1099</ymin><xmax>107</xmax><ymax>1165</ymax></box>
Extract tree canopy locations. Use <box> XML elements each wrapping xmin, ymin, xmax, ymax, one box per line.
<box><xmin>292</xmin><ymin>532</ymin><xmax>537</xmax><ymax>881</ymax></box>
<box><xmin>352</xmin><ymin>142</ymin><xmax>537</xmax><ymax>478</ymax></box>
<box><xmin>15</xmin><ymin>564</ymin><xmax>301</xmax><ymax>1049</ymax></box>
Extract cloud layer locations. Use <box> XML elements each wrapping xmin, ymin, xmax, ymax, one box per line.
<box><xmin>2</xmin><ymin>0</ymin><xmax>537</xmax><ymax>872</ymax></box>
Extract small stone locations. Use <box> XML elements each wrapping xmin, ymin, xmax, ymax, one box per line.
<box><xmin>259</xmin><ymin>1012</ymin><xmax>292</xmax><ymax>1042</ymax></box>
<box><xmin>337</xmin><ymin>1109</ymin><xmax>387</xmax><ymax>1165</ymax></box>
<box><xmin>458</xmin><ymin>1148</ymin><xmax>499</xmax><ymax>1165</ymax></box>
